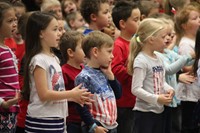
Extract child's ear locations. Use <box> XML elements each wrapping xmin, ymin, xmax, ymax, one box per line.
<box><xmin>92</xmin><ymin>47</ymin><xmax>98</xmax><ymax>58</ymax></box>
<box><xmin>67</xmin><ymin>48</ymin><xmax>74</xmax><ymax>57</ymax></box>
<box><xmin>40</xmin><ymin>31</ymin><xmax>44</xmax><ymax>39</ymax></box>
<box><xmin>90</xmin><ymin>13</ymin><xmax>97</xmax><ymax>22</ymax></box>
<box><xmin>148</xmin><ymin>36</ymin><xmax>155</xmax><ymax>44</ymax></box>
<box><xmin>69</xmin><ymin>20</ymin><xmax>75</xmax><ymax>29</ymax></box>
<box><xmin>119</xmin><ymin>19</ymin><xmax>125</xmax><ymax>29</ymax></box>
<box><xmin>181</xmin><ymin>23</ymin><xmax>187</xmax><ymax>31</ymax></box>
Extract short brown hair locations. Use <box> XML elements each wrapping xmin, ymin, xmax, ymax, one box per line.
<box><xmin>60</xmin><ymin>31</ymin><xmax>84</xmax><ymax>63</ymax></box>
<box><xmin>82</xmin><ymin>31</ymin><xmax>113</xmax><ymax>58</ymax></box>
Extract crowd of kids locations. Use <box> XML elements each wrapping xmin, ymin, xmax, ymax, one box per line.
<box><xmin>0</xmin><ymin>0</ymin><xmax>200</xmax><ymax>133</ymax></box>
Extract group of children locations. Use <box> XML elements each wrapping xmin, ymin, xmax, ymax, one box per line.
<box><xmin>0</xmin><ymin>0</ymin><xmax>200</xmax><ymax>133</ymax></box>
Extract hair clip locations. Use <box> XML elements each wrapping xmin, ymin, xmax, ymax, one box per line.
<box><xmin>136</xmin><ymin>36</ymin><xmax>141</xmax><ymax>43</ymax></box>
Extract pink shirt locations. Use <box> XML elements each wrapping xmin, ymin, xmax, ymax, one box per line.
<box><xmin>0</xmin><ymin>45</ymin><xmax>19</xmax><ymax>112</ymax></box>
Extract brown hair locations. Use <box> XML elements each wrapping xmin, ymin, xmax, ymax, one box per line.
<box><xmin>59</xmin><ymin>31</ymin><xmax>84</xmax><ymax>63</ymax></box>
<box><xmin>174</xmin><ymin>4</ymin><xmax>199</xmax><ymax>44</ymax></box>
<box><xmin>82</xmin><ymin>31</ymin><xmax>113</xmax><ymax>58</ymax></box>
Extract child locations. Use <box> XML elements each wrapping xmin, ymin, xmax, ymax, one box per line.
<box><xmin>60</xmin><ymin>31</ymin><xmax>84</xmax><ymax>133</ymax></box>
<box><xmin>22</xmin><ymin>11</ymin><xmax>91</xmax><ymax>132</ymax></box>
<box><xmin>0</xmin><ymin>2</ymin><xmax>19</xmax><ymax>133</ymax></box>
<box><xmin>127</xmin><ymin>18</ymin><xmax>174</xmax><ymax>133</ymax></box>
<box><xmin>75</xmin><ymin>31</ymin><xmax>122</xmax><ymax>133</ymax></box>
<box><xmin>66</xmin><ymin>11</ymin><xmax>86</xmax><ymax>31</ymax></box>
<box><xmin>80</xmin><ymin>0</ymin><xmax>111</xmax><ymax>34</ymax></box>
<box><xmin>154</xmin><ymin>18</ymin><xmax>194</xmax><ymax>133</ymax></box>
<box><xmin>138</xmin><ymin>0</ymin><xmax>159</xmax><ymax>20</ymax></box>
<box><xmin>174</xmin><ymin>4</ymin><xmax>200</xmax><ymax>133</ymax></box>
<box><xmin>111</xmin><ymin>1</ymin><xmax>140</xmax><ymax>133</ymax></box>
<box><xmin>41</xmin><ymin>0</ymin><xmax>63</xmax><ymax>20</ymax></box>
<box><xmin>12</xmin><ymin>0</ymin><xmax>26</xmax><ymax>19</ymax></box>
<box><xmin>61</xmin><ymin>0</ymin><xmax>77</xmax><ymax>18</ymax></box>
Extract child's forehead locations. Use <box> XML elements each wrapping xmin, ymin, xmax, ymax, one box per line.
<box><xmin>99</xmin><ymin>2</ymin><xmax>109</xmax><ymax>10</ymax></box>
<box><xmin>100</xmin><ymin>43</ymin><xmax>113</xmax><ymax>49</ymax></box>
<box><xmin>3</xmin><ymin>8</ymin><xmax>15</xmax><ymax>16</ymax></box>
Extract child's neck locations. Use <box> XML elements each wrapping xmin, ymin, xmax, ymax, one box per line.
<box><xmin>41</xmin><ymin>49</ymin><xmax>53</xmax><ymax>57</ymax></box>
<box><xmin>184</xmin><ymin>33</ymin><xmax>195</xmax><ymax>41</ymax></box>
<box><xmin>120</xmin><ymin>31</ymin><xmax>133</xmax><ymax>41</ymax></box>
<box><xmin>86</xmin><ymin>60</ymin><xmax>100</xmax><ymax>68</ymax></box>
<box><xmin>67</xmin><ymin>59</ymin><xmax>82</xmax><ymax>69</ymax></box>
<box><xmin>89</xmin><ymin>23</ymin><xmax>101</xmax><ymax>31</ymax></box>
<box><xmin>142</xmin><ymin>46</ymin><xmax>157</xmax><ymax>59</ymax></box>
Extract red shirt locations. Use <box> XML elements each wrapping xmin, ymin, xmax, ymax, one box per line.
<box><xmin>16</xmin><ymin>42</ymin><xmax>25</xmax><ymax>70</ymax></box>
<box><xmin>111</xmin><ymin>36</ymin><xmax>136</xmax><ymax>108</ymax></box>
<box><xmin>62</xmin><ymin>63</ymin><xmax>83</xmax><ymax>123</ymax></box>
<box><xmin>5</xmin><ymin>38</ymin><xmax>17</xmax><ymax>54</ymax></box>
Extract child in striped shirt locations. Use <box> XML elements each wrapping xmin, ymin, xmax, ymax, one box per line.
<box><xmin>0</xmin><ymin>2</ymin><xmax>20</xmax><ymax>133</ymax></box>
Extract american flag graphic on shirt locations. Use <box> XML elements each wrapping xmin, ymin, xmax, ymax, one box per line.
<box><xmin>75</xmin><ymin>66</ymin><xmax>117</xmax><ymax>127</ymax></box>
<box><xmin>152</xmin><ymin>66</ymin><xmax>164</xmax><ymax>95</ymax></box>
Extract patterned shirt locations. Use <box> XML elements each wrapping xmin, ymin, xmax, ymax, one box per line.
<box><xmin>0</xmin><ymin>45</ymin><xmax>19</xmax><ymax>112</ymax></box>
<box><xmin>75</xmin><ymin>65</ymin><xmax>121</xmax><ymax>129</ymax></box>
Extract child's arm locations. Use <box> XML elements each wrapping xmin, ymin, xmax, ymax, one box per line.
<box><xmin>75</xmin><ymin>77</ymin><xmax>108</xmax><ymax>133</ymax></box>
<box><xmin>132</xmin><ymin>67</ymin><xmax>159</xmax><ymax>104</ymax></box>
<box><xmin>132</xmin><ymin>67</ymin><xmax>173</xmax><ymax>105</ymax></box>
<box><xmin>178</xmin><ymin>72</ymin><xmax>196</xmax><ymax>84</ymax></box>
<box><xmin>0</xmin><ymin>92</ymin><xmax>20</xmax><ymax>109</ymax></box>
<box><xmin>112</xmin><ymin>43</ymin><xmax>132</xmax><ymax>81</ymax></box>
<box><xmin>108</xmin><ymin>79</ymin><xmax>122</xmax><ymax>99</ymax></box>
<box><xmin>34</xmin><ymin>66</ymin><xmax>90</xmax><ymax>105</ymax></box>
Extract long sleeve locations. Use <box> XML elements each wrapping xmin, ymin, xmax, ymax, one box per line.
<box><xmin>132</xmin><ymin>67</ymin><xmax>158</xmax><ymax>105</ymax></box>
<box><xmin>76</xmin><ymin>104</ymin><xmax>95</xmax><ymax>126</ymax></box>
<box><xmin>108</xmin><ymin>78</ymin><xmax>122</xmax><ymax>99</ymax></box>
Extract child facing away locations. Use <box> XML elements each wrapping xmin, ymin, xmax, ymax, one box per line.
<box><xmin>80</xmin><ymin>0</ymin><xmax>111</xmax><ymax>34</ymax></box>
<box><xmin>0</xmin><ymin>2</ymin><xmax>20</xmax><ymax>133</ymax></box>
<box><xmin>174</xmin><ymin>4</ymin><xmax>200</xmax><ymax>133</ymax></box>
<box><xmin>22</xmin><ymin>11</ymin><xmax>92</xmax><ymax>133</ymax></box>
<box><xmin>111</xmin><ymin>1</ymin><xmax>140</xmax><ymax>133</ymax></box>
<box><xmin>127</xmin><ymin>18</ymin><xmax>174</xmax><ymax>133</ymax></box>
<box><xmin>75</xmin><ymin>31</ymin><xmax>122</xmax><ymax>133</ymax></box>
<box><xmin>60</xmin><ymin>31</ymin><xmax>85</xmax><ymax>133</ymax></box>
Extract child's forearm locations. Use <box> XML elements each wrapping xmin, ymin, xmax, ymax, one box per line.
<box><xmin>1</xmin><ymin>97</ymin><xmax>18</xmax><ymax>109</ymax></box>
<box><xmin>108</xmin><ymin>78</ymin><xmax>122</xmax><ymax>99</ymax></box>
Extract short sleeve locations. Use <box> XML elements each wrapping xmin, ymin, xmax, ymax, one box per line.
<box><xmin>29</xmin><ymin>55</ymin><xmax>47</xmax><ymax>74</ymax></box>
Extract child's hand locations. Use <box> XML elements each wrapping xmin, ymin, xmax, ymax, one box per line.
<box><xmin>100</xmin><ymin>64</ymin><xmax>114</xmax><ymax>80</ymax></box>
<box><xmin>1</xmin><ymin>91</ymin><xmax>20</xmax><ymax>109</ymax></box>
<box><xmin>179</xmin><ymin>72</ymin><xmax>196</xmax><ymax>84</ymax></box>
<box><xmin>190</xmin><ymin>51</ymin><xmax>196</xmax><ymax>59</ymax></box>
<box><xmin>157</xmin><ymin>94</ymin><xmax>173</xmax><ymax>106</ymax></box>
<box><xmin>71</xmin><ymin>84</ymin><xmax>93</xmax><ymax>106</ymax></box>
<box><xmin>166</xmin><ymin>89</ymin><xmax>174</xmax><ymax>99</ymax></box>
<box><xmin>95</xmin><ymin>126</ymin><xmax>108</xmax><ymax>133</ymax></box>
